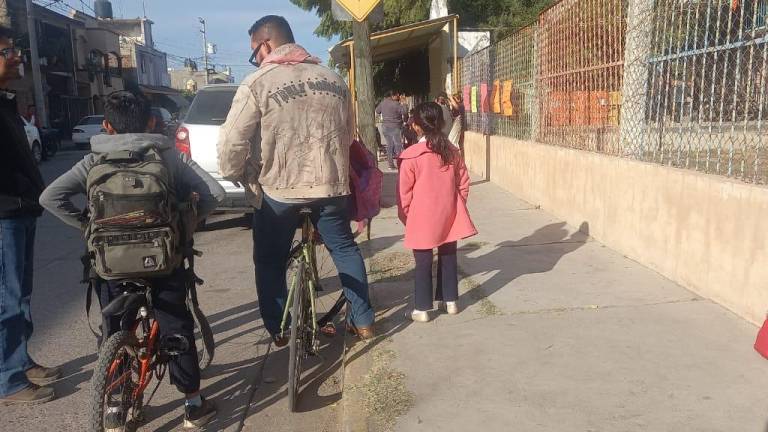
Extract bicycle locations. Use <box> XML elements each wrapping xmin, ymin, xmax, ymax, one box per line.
<box><xmin>281</xmin><ymin>208</ymin><xmax>348</xmax><ymax>412</ymax></box>
<box><xmin>88</xmin><ymin>276</ymin><xmax>215</xmax><ymax>431</ymax></box>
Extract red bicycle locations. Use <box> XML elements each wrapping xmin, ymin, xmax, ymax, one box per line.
<box><xmin>87</xmin><ymin>278</ymin><xmax>213</xmax><ymax>431</ymax></box>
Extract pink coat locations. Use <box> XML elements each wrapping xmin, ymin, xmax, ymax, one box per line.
<box><xmin>397</xmin><ymin>140</ymin><xmax>478</xmax><ymax>250</ymax></box>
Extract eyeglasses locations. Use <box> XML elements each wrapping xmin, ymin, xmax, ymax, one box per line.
<box><xmin>248</xmin><ymin>40</ymin><xmax>269</xmax><ymax>67</ymax></box>
<box><xmin>0</xmin><ymin>48</ymin><xmax>21</xmax><ymax>59</ymax></box>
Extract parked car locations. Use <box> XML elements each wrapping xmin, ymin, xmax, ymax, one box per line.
<box><xmin>151</xmin><ymin>107</ymin><xmax>178</xmax><ymax>138</ymax></box>
<box><xmin>176</xmin><ymin>85</ymin><xmax>249</xmax><ymax>213</ymax></box>
<box><xmin>20</xmin><ymin>116</ymin><xmax>42</xmax><ymax>164</ymax></box>
<box><xmin>72</xmin><ymin>115</ymin><xmax>105</xmax><ymax>149</ymax></box>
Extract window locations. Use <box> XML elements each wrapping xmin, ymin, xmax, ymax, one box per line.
<box><xmin>184</xmin><ymin>87</ymin><xmax>238</xmax><ymax>126</ymax></box>
<box><xmin>757</xmin><ymin>0</ymin><xmax>768</xmax><ymax>29</ymax></box>
<box><xmin>108</xmin><ymin>52</ymin><xmax>122</xmax><ymax>77</ymax></box>
<box><xmin>78</xmin><ymin>116</ymin><xmax>105</xmax><ymax>126</ymax></box>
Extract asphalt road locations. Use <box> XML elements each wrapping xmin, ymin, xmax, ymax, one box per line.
<box><xmin>0</xmin><ymin>148</ymin><xmax>344</xmax><ymax>431</ymax></box>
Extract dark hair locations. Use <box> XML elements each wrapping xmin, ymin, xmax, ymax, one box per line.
<box><xmin>0</xmin><ymin>26</ymin><xmax>13</xmax><ymax>41</ymax></box>
<box><xmin>248</xmin><ymin>15</ymin><xmax>295</xmax><ymax>43</ymax></box>
<box><xmin>412</xmin><ymin>102</ymin><xmax>456</xmax><ymax>166</ymax></box>
<box><xmin>103</xmin><ymin>90</ymin><xmax>151</xmax><ymax>134</ymax></box>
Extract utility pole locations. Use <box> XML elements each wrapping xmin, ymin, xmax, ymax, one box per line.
<box><xmin>25</xmin><ymin>0</ymin><xmax>48</xmax><ymax>127</ymax></box>
<box><xmin>352</xmin><ymin>19</ymin><xmax>377</xmax><ymax>156</ymax></box>
<box><xmin>198</xmin><ymin>17</ymin><xmax>209</xmax><ymax>85</ymax></box>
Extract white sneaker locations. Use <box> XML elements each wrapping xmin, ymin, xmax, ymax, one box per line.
<box><xmin>410</xmin><ymin>310</ymin><xmax>430</xmax><ymax>322</ymax></box>
<box><xmin>438</xmin><ymin>301</ymin><xmax>460</xmax><ymax>315</ymax></box>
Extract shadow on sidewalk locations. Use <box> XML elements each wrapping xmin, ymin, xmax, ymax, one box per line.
<box><xmin>53</xmin><ymin>352</ymin><xmax>98</xmax><ymax>399</ymax></box>
<box><xmin>139</xmin><ymin>274</ymin><xmax>345</xmax><ymax>430</ymax></box>
<box><xmin>456</xmin><ymin>221</ymin><xmax>590</xmax><ymax>311</ymax></box>
<box><xmin>346</xmin><ymin>221</ymin><xmax>590</xmax><ymax>366</ymax></box>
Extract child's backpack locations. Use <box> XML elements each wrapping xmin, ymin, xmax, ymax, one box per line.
<box><xmin>349</xmin><ymin>139</ymin><xmax>383</xmax><ymax>237</ymax></box>
<box><xmin>85</xmin><ymin>145</ymin><xmax>184</xmax><ymax>280</ymax></box>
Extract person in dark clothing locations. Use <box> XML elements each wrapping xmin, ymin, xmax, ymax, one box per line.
<box><xmin>0</xmin><ymin>25</ymin><xmax>61</xmax><ymax>406</ymax></box>
<box><xmin>40</xmin><ymin>90</ymin><xmax>223</xmax><ymax>429</ymax></box>
<box><xmin>376</xmin><ymin>91</ymin><xmax>408</xmax><ymax>170</ymax></box>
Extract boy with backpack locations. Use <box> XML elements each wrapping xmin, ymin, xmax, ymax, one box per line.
<box><xmin>39</xmin><ymin>90</ymin><xmax>224</xmax><ymax>429</ymax></box>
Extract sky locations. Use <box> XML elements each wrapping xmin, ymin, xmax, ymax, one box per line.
<box><xmin>95</xmin><ymin>0</ymin><xmax>340</xmax><ymax>83</ymax></box>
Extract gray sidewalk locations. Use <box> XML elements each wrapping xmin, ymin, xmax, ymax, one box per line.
<box><xmin>344</xmin><ymin>173</ymin><xmax>768</xmax><ymax>432</ymax></box>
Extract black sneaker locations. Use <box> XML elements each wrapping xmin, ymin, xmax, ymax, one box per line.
<box><xmin>183</xmin><ymin>397</ymin><xmax>216</xmax><ymax>429</ymax></box>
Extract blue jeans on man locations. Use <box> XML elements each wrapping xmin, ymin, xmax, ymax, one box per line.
<box><xmin>381</xmin><ymin>125</ymin><xmax>403</xmax><ymax>168</ymax></box>
<box><xmin>252</xmin><ymin>195</ymin><xmax>374</xmax><ymax>336</ymax></box>
<box><xmin>0</xmin><ymin>217</ymin><xmax>36</xmax><ymax>397</ymax></box>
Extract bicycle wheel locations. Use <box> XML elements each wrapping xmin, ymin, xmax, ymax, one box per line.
<box><xmin>287</xmin><ymin>260</ymin><xmax>308</xmax><ymax>412</ymax></box>
<box><xmin>191</xmin><ymin>303</ymin><xmax>215</xmax><ymax>371</ymax></box>
<box><xmin>88</xmin><ymin>331</ymin><xmax>141</xmax><ymax>432</ymax></box>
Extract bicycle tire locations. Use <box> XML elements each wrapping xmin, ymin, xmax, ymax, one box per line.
<box><xmin>88</xmin><ymin>330</ymin><xmax>141</xmax><ymax>432</ymax></box>
<box><xmin>287</xmin><ymin>260</ymin><xmax>307</xmax><ymax>412</ymax></box>
<box><xmin>191</xmin><ymin>303</ymin><xmax>215</xmax><ymax>371</ymax></box>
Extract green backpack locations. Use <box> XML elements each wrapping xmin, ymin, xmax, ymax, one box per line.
<box><xmin>85</xmin><ymin>146</ymin><xmax>185</xmax><ymax>280</ymax></box>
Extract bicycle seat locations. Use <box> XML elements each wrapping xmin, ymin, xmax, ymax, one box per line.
<box><xmin>102</xmin><ymin>291</ymin><xmax>146</xmax><ymax>317</ymax></box>
<box><xmin>299</xmin><ymin>207</ymin><xmax>313</xmax><ymax>215</ymax></box>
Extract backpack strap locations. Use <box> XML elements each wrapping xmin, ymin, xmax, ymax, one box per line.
<box><xmin>81</xmin><ymin>252</ymin><xmax>103</xmax><ymax>339</ymax></box>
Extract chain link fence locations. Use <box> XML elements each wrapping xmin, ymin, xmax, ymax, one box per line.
<box><xmin>459</xmin><ymin>0</ymin><xmax>768</xmax><ymax>184</ymax></box>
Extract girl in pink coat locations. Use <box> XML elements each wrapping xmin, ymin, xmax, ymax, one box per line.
<box><xmin>398</xmin><ymin>102</ymin><xmax>478</xmax><ymax>322</ymax></box>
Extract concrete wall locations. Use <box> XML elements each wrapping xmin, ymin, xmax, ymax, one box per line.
<box><xmin>463</xmin><ymin>131</ymin><xmax>768</xmax><ymax>324</ymax></box>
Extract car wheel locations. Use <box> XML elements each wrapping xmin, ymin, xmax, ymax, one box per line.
<box><xmin>31</xmin><ymin>141</ymin><xmax>42</xmax><ymax>164</ymax></box>
<box><xmin>47</xmin><ymin>139</ymin><xmax>59</xmax><ymax>158</ymax></box>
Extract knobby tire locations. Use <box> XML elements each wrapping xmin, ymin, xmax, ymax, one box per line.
<box><xmin>88</xmin><ymin>330</ymin><xmax>140</xmax><ymax>432</ymax></box>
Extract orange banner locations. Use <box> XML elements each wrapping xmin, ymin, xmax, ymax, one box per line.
<box><xmin>491</xmin><ymin>80</ymin><xmax>502</xmax><ymax>113</ymax></box>
<box><xmin>502</xmin><ymin>80</ymin><xmax>514</xmax><ymax>117</ymax></box>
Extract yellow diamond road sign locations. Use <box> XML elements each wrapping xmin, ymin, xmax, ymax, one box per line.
<box><xmin>335</xmin><ymin>0</ymin><xmax>383</xmax><ymax>22</ymax></box>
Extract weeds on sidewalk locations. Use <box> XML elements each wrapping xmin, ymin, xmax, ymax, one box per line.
<box><xmin>352</xmin><ymin>339</ymin><xmax>414</xmax><ymax>431</ymax></box>
<box><xmin>367</xmin><ymin>252</ymin><xmax>414</xmax><ymax>283</ymax></box>
<box><xmin>460</xmin><ymin>273</ymin><xmax>503</xmax><ymax>317</ymax></box>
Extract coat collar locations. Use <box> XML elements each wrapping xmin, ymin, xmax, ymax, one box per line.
<box><xmin>398</xmin><ymin>139</ymin><xmax>432</xmax><ymax>160</ymax></box>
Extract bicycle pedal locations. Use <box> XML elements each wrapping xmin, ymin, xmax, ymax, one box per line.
<box><xmin>319</xmin><ymin>323</ymin><xmax>337</xmax><ymax>337</ymax></box>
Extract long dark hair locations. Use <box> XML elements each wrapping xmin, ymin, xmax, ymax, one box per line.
<box><xmin>412</xmin><ymin>102</ymin><xmax>456</xmax><ymax>166</ymax></box>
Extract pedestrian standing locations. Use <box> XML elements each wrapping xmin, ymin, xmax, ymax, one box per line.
<box><xmin>435</xmin><ymin>93</ymin><xmax>454</xmax><ymax>137</ymax></box>
<box><xmin>448</xmin><ymin>93</ymin><xmax>466</xmax><ymax>154</ymax></box>
<box><xmin>397</xmin><ymin>102</ymin><xmax>478</xmax><ymax>323</ymax></box>
<box><xmin>376</xmin><ymin>91</ymin><xmax>407</xmax><ymax>170</ymax></box>
<box><xmin>0</xmin><ymin>25</ymin><xmax>60</xmax><ymax>405</ymax></box>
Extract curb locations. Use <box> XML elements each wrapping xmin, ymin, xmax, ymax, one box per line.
<box><xmin>341</xmin><ymin>329</ymin><xmax>374</xmax><ymax>432</ymax></box>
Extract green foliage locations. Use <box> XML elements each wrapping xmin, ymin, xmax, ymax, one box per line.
<box><xmin>450</xmin><ymin>0</ymin><xmax>554</xmax><ymax>38</ymax></box>
<box><xmin>290</xmin><ymin>0</ymin><xmax>431</xmax><ymax>40</ymax></box>
<box><xmin>290</xmin><ymin>0</ymin><xmax>554</xmax><ymax>40</ymax></box>
<box><xmin>289</xmin><ymin>0</ymin><xmax>556</xmax><ymax>97</ymax></box>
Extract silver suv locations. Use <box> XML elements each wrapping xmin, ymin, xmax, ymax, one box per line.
<box><xmin>175</xmin><ymin>85</ymin><xmax>250</xmax><ymax>211</ymax></box>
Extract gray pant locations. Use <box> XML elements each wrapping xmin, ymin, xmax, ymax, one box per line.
<box><xmin>381</xmin><ymin>125</ymin><xmax>403</xmax><ymax>168</ymax></box>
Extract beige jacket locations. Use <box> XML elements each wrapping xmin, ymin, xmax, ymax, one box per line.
<box><xmin>217</xmin><ymin>44</ymin><xmax>354</xmax><ymax>208</ymax></box>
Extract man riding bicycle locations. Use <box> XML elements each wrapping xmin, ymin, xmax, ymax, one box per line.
<box><xmin>40</xmin><ymin>90</ymin><xmax>224</xmax><ymax>429</ymax></box>
<box><xmin>217</xmin><ymin>15</ymin><xmax>375</xmax><ymax>344</ymax></box>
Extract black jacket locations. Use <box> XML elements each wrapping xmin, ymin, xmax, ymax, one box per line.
<box><xmin>0</xmin><ymin>91</ymin><xmax>44</xmax><ymax>219</ymax></box>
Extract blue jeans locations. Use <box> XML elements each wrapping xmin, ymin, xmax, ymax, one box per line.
<box><xmin>252</xmin><ymin>195</ymin><xmax>374</xmax><ymax>335</ymax></box>
<box><xmin>0</xmin><ymin>217</ymin><xmax>36</xmax><ymax>397</ymax></box>
<box><xmin>381</xmin><ymin>125</ymin><xmax>403</xmax><ymax>168</ymax></box>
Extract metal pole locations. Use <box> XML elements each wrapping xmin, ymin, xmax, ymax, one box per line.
<box><xmin>618</xmin><ymin>0</ymin><xmax>654</xmax><ymax>157</ymax></box>
<box><xmin>199</xmin><ymin>17</ymin><xmax>209</xmax><ymax>85</ymax></box>
<box><xmin>25</xmin><ymin>0</ymin><xmax>48</xmax><ymax>127</ymax></box>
